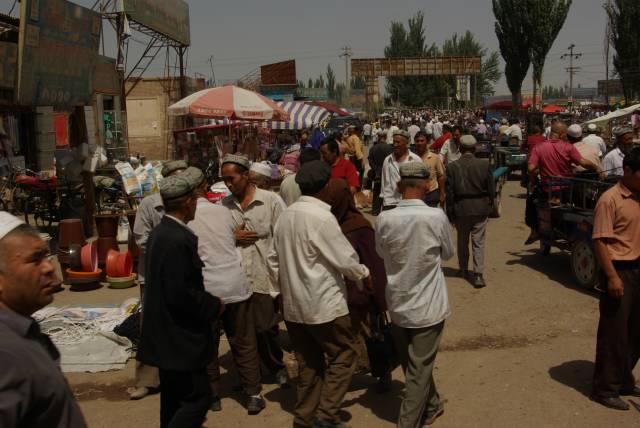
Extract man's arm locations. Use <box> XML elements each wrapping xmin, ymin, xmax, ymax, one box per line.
<box><xmin>313</xmin><ymin>217</ymin><xmax>370</xmax><ymax>281</ymax></box>
<box><xmin>445</xmin><ymin>167</ymin><xmax>456</xmax><ymax>221</ymax></box>
<box><xmin>266</xmin><ymin>239</ymin><xmax>280</xmax><ymax>292</ymax></box>
<box><xmin>439</xmin><ymin>211</ymin><xmax>455</xmax><ymax>261</ymax></box>
<box><xmin>594</xmin><ymin>239</ymin><xmax>623</xmax><ymax>298</ymax></box>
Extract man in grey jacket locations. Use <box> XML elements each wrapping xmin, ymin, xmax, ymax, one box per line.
<box><xmin>445</xmin><ymin>135</ymin><xmax>495</xmax><ymax>288</ymax></box>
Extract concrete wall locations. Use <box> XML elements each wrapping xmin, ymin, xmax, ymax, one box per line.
<box><xmin>125</xmin><ymin>77</ymin><xmax>204</xmax><ymax>161</ymax></box>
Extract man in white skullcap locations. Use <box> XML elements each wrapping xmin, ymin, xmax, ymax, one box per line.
<box><xmin>249</xmin><ymin>162</ymin><xmax>273</xmax><ymax>191</ymax></box>
<box><xmin>582</xmin><ymin>123</ymin><xmax>607</xmax><ymax>158</ymax></box>
<box><xmin>0</xmin><ymin>212</ymin><xmax>88</xmax><ymax>427</ymax></box>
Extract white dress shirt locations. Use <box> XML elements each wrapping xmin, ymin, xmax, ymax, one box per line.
<box><xmin>582</xmin><ymin>134</ymin><xmax>607</xmax><ymax>158</ymax></box>
<box><xmin>505</xmin><ymin>124</ymin><xmax>523</xmax><ymax>142</ymax></box>
<box><xmin>267</xmin><ymin>196</ymin><xmax>370</xmax><ymax>324</ymax></box>
<box><xmin>188</xmin><ymin>198</ymin><xmax>252</xmax><ymax>304</ymax></box>
<box><xmin>603</xmin><ymin>148</ymin><xmax>625</xmax><ymax>177</ymax></box>
<box><xmin>380</xmin><ymin>151</ymin><xmax>422</xmax><ymax>207</ymax></box>
<box><xmin>375</xmin><ymin>199</ymin><xmax>454</xmax><ymax>329</ymax></box>
<box><xmin>222</xmin><ymin>188</ymin><xmax>285</xmax><ymax>295</ymax></box>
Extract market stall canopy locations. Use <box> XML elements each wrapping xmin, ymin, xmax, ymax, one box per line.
<box><xmin>583</xmin><ymin>103</ymin><xmax>640</xmax><ymax>127</ymax></box>
<box><xmin>485</xmin><ymin>100</ymin><xmax>532</xmax><ymax>110</ymax></box>
<box><xmin>541</xmin><ymin>104</ymin><xmax>565</xmax><ymax>113</ymax></box>
<box><xmin>268</xmin><ymin>101</ymin><xmax>330</xmax><ymax>130</ymax></box>
<box><xmin>168</xmin><ymin>85</ymin><xmax>289</xmax><ymax>121</ymax></box>
<box><xmin>310</xmin><ymin>101</ymin><xmax>351</xmax><ymax>117</ymax></box>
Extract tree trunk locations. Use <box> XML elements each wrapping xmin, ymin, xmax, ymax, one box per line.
<box><xmin>511</xmin><ymin>90</ymin><xmax>521</xmax><ymax>118</ymax></box>
<box><xmin>532</xmin><ymin>75</ymin><xmax>538</xmax><ymax>111</ymax></box>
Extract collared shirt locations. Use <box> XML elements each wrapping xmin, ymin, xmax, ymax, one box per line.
<box><xmin>419</xmin><ymin>150</ymin><xmax>445</xmax><ymax>193</ymax></box>
<box><xmin>506</xmin><ymin>124</ymin><xmax>523</xmax><ymax>141</ymax></box>
<box><xmin>603</xmin><ymin>148</ymin><xmax>625</xmax><ymax>177</ymax></box>
<box><xmin>528</xmin><ymin>139</ymin><xmax>583</xmax><ymax>183</ymax></box>
<box><xmin>380</xmin><ymin>151</ymin><xmax>422</xmax><ymax>207</ymax></box>
<box><xmin>0</xmin><ymin>309</ymin><xmax>87</xmax><ymax>428</ymax></box>
<box><xmin>279</xmin><ymin>173</ymin><xmax>301</xmax><ymax>206</ymax></box>
<box><xmin>223</xmin><ymin>188</ymin><xmax>286</xmax><ymax>295</ymax></box>
<box><xmin>440</xmin><ymin>139</ymin><xmax>461</xmax><ymax>165</ymax></box>
<box><xmin>375</xmin><ymin>199</ymin><xmax>454</xmax><ymax>328</ymax></box>
<box><xmin>267</xmin><ymin>196</ymin><xmax>370</xmax><ymax>324</ymax></box>
<box><xmin>331</xmin><ymin>158</ymin><xmax>360</xmax><ymax>189</ymax></box>
<box><xmin>593</xmin><ymin>182</ymin><xmax>640</xmax><ymax>261</ymax></box>
<box><xmin>582</xmin><ymin>134</ymin><xmax>607</xmax><ymax>158</ymax></box>
<box><xmin>188</xmin><ymin>198</ymin><xmax>252</xmax><ymax>303</ymax></box>
<box><xmin>346</xmin><ymin>135</ymin><xmax>364</xmax><ymax>160</ymax></box>
<box><xmin>133</xmin><ymin>192</ymin><xmax>164</xmax><ymax>283</ymax></box>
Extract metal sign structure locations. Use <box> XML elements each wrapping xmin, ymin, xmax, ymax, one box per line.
<box><xmin>123</xmin><ymin>0</ymin><xmax>190</xmax><ymax>46</ymax></box>
<box><xmin>456</xmin><ymin>75</ymin><xmax>471</xmax><ymax>102</ymax></box>
<box><xmin>16</xmin><ymin>0</ymin><xmax>102</xmax><ymax>106</ymax></box>
<box><xmin>352</xmin><ymin>56</ymin><xmax>481</xmax><ymax>107</ymax></box>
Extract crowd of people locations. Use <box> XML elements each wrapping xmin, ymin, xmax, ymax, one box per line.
<box><xmin>1</xmin><ymin>104</ymin><xmax>639</xmax><ymax>428</ymax></box>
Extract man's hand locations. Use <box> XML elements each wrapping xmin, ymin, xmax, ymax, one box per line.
<box><xmin>362</xmin><ymin>276</ymin><xmax>374</xmax><ymax>294</ymax></box>
<box><xmin>235</xmin><ymin>224</ymin><xmax>259</xmax><ymax>246</ymax></box>
<box><xmin>607</xmin><ymin>275</ymin><xmax>624</xmax><ymax>299</ymax></box>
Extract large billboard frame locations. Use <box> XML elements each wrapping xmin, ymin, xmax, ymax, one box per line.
<box><xmin>351</xmin><ymin>56</ymin><xmax>481</xmax><ymax>78</ymax></box>
<box><xmin>123</xmin><ymin>0</ymin><xmax>190</xmax><ymax>46</ymax></box>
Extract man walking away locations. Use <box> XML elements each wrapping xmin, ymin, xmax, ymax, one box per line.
<box><xmin>267</xmin><ymin>160</ymin><xmax>373</xmax><ymax>428</ymax></box>
<box><xmin>583</xmin><ymin>123</ymin><xmax>607</xmax><ymax>158</ymax></box>
<box><xmin>368</xmin><ymin>130</ymin><xmax>393</xmax><ymax>215</ymax></box>
<box><xmin>375</xmin><ymin>162</ymin><xmax>454</xmax><ymax>428</ymax></box>
<box><xmin>591</xmin><ymin>147</ymin><xmax>640</xmax><ymax>411</ymax></box>
<box><xmin>414</xmin><ymin>131</ymin><xmax>446</xmax><ymax>208</ymax></box>
<box><xmin>0</xmin><ymin>212</ymin><xmax>87</xmax><ymax>428</ymax></box>
<box><xmin>446</xmin><ymin>135</ymin><xmax>495</xmax><ymax>288</ymax></box>
<box><xmin>380</xmin><ymin>130</ymin><xmax>421</xmax><ymax>211</ymax></box>
<box><xmin>138</xmin><ymin>174</ymin><xmax>224</xmax><ymax>428</ymax></box>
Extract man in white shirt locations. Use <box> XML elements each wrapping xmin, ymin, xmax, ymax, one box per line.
<box><xmin>432</xmin><ymin>118</ymin><xmax>443</xmax><ymax>140</ymax></box>
<box><xmin>440</xmin><ymin>125</ymin><xmax>463</xmax><ymax>165</ymax></box>
<box><xmin>186</xmin><ymin>167</ymin><xmax>258</xmax><ymax>414</ymax></box>
<box><xmin>375</xmin><ymin>161</ymin><xmax>454</xmax><ymax>428</ymax></box>
<box><xmin>505</xmin><ymin>118</ymin><xmax>523</xmax><ymax>144</ymax></box>
<box><xmin>267</xmin><ymin>160</ymin><xmax>372</xmax><ymax>428</ymax></box>
<box><xmin>380</xmin><ymin>129</ymin><xmax>422</xmax><ymax>210</ymax></box>
<box><xmin>220</xmin><ymin>154</ymin><xmax>288</xmax><ymax>405</ymax></box>
<box><xmin>582</xmin><ymin>123</ymin><xmax>607</xmax><ymax>158</ymax></box>
<box><xmin>604</xmin><ymin>128</ymin><xmax>635</xmax><ymax>177</ymax></box>
<box><xmin>363</xmin><ymin>122</ymin><xmax>372</xmax><ymax>146</ymax></box>
<box><xmin>408</xmin><ymin>120</ymin><xmax>421</xmax><ymax>145</ymax></box>
<box><xmin>386</xmin><ymin>121</ymin><xmax>400</xmax><ymax>143</ymax></box>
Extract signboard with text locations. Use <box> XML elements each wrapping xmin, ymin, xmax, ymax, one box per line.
<box><xmin>261</xmin><ymin>60</ymin><xmax>296</xmax><ymax>85</ymax></box>
<box><xmin>17</xmin><ymin>0</ymin><xmax>101</xmax><ymax>107</ymax></box>
<box><xmin>124</xmin><ymin>0</ymin><xmax>190</xmax><ymax>46</ymax></box>
<box><xmin>0</xmin><ymin>42</ymin><xmax>17</xmax><ymax>89</ymax></box>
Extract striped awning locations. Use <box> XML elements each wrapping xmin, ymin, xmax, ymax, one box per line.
<box><xmin>266</xmin><ymin>101</ymin><xmax>330</xmax><ymax>130</ymax></box>
<box><xmin>208</xmin><ymin>101</ymin><xmax>330</xmax><ymax>130</ymax></box>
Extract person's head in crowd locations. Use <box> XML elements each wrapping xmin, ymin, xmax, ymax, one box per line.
<box><xmin>161</xmin><ymin>160</ymin><xmax>188</xmax><ymax>177</ymax></box>
<box><xmin>531</xmin><ymin>125</ymin><xmax>543</xmax><ymax>136</ymax></box>
<box><xmin>299</xmin><ymin>148</ymin><xmax>321</xmax><ymax>166</ymax></box>
<box><xmin>0</xmin><ymin>213</ymin><xmax>59</xmax><ymax>317</ymax></box>
<box><xmin>295</xmin><ymin>160</ymin><xmax>332</xmax><ymax>197</ymax></box>
<box><xmin>377</xmin><ymin>130</ymin><xmax>388</xmax><ymax>144</ymax></box>
<box><xmin>300</xmin><ymin>131</ymin><xmax>309</xmax><ymax>148</ymax></box>
<box><xmin>392</xmin><ymin>130</ymin><xmax>410</xmax><ymax>159</ymax></box>
<box><xmin>414</xmin><ymin>131</ymin><xmax>430</xmax><ymax>157</ymax></box>
<box><xmin>615</xmin><ymin>127</ymin><xmax>635</xmax><ymax>156</ymax></box>
<box><xmin>460</xmin><ymin>135</ymin><xmax>477</xmax><ymax>154</ymax></box>
<box><xmin>160</xmin><ymin>174</ymin><xmax>198</xmax><ymax>223</ymax></box>
<box><xmin>550</xmin><ymin>121</ymin><xmax>568</xmax><ymax>141</ymax></box>
<box><xmin>320</xmin><ymin>138</ymin><xmax>340</xmax><ymax>166</ymax></box>
<box><xmin>220</xmin><ymin>154</ymin><xmax>251</xmax><ymax>198</ymax></box>
<box><xmin>248</xmin><ymin>162</ymin><xmax>273</xmax><ymax>190</ymax></box>
<box><xmin>397</xmin><ymin>161</ymin><xmax>430</xmax><ymax>200</ymax></box>
<box><xmin>182</xmin><ymin>167</ymin><xmax>207</xmax><ymax>198</ymax></box>
<box><xmin>586</xmin><ymin>123</ymin><xmax>599</xmax><ymax>135</ymax></box>
<box><xmin>567</xmin><ymin>124</ymin><xmax>583</xmax><ymax>144</ymax></box>
<box><xmin>622</xmin><ymin>147</ymin><xmax>640</xmax><ymax>193</ymax></box>
<box><xmin>452</xmin><ymin>125</ymin><xmax>464</xmax><ymax>143</ymax></box>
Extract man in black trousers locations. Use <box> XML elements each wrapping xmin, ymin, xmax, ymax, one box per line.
<box><xmin>138</xmin><ymin>172</ymin><xmax>224</xmax><ymax>428</ymax></box>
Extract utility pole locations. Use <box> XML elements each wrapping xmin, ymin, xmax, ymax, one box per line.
<box><xmin>604</xmin><ymin>0</ymin><xmax>612</xmax><ymax>108</ymax></box>
<box><xmin>561</xmin><ymin>44</ymin><xmax>582</xmax><ymax>112</ymax></box>
<box><xmin>339</xmin><ymin>46</ymin><xmax>353</xmax><ymax>100</ymax></box>
<box><xmin>208</xmin><ymin>55</ymin><xmax>216</xmax><ymax>87</ymax></box>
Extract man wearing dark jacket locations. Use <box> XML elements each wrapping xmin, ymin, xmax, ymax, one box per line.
<box><xmin>138</xmin><ymin>172</ymin><xmax>224</xmax><ymax>428</ymax></box>
<box><xmin>368</xmin><ymin>130</ymin><xmax>393</xmax><ymax>215</ymax></box>
<box><xmin>446</xmin><ymin>135</ymin><xmax>495</xmax><ymax>288</ymax></box>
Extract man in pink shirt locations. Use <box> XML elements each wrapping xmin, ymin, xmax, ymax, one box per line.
<box><xmin>524</xmin><ymin>122</ymin><xmax>604</xmax><ymax>245</ymax></box>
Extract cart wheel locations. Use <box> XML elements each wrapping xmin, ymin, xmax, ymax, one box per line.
<box><xmin>571</xmin><ymin>240</ymin><xmax>599</xmax><ymax>289</ymax></box>
<box><xmin>540</xmin><ymin>241</ymin><xmax>551</xmax><ymax>256</ymax></box>
<box><xmin>490</xmin><ymin>193</ymin><xmax>502</xmax><ymax>218</ymax></box>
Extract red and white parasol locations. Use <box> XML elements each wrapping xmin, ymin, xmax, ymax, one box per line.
<box><xmin>168</xmin><ymin>85</ymin><xmax>289</xmax><ymax>121</ymax></box>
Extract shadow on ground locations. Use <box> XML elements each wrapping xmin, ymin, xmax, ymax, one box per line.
<box><xmin>505</xmin><ymin>249</ymin><xmax>598</xmax><ymax>298</ymax></box>
<box><xmin>548</xmin><ymin>360</ymin><xmax>594</xmax><ymax>397</ymax></box>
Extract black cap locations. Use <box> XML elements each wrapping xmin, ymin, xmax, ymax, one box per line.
<box><xmin>295</xmin><ymin>160</ymin><xmax>331</xmax><ymax>195</ymax></box>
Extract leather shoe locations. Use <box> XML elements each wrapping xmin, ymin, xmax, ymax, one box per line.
<box><xmin>210</xmin><ymin>396</ymin><xmax>222</xmax><ymax>412</ymax></box>
<box><xmin>620</xmin><ymin>385</ymin><xmax>640</xmax><ymax>397</ymax></box>
<box><xmin>524</xmin><ymin>232</ymin><xmax>540</xmax><ymax>245</ymax></box>
<box><xmin>127</xmin><ymin>386</ymin><xmax>158</xmax><ymax>400</ymax></box>
<box><xmin>591</xmin><ymin>395</ymin><xmax>629</xmax><ymax>410</ymax></box>
<box><xmin>457</xmin><ymin>269</ymin><xmax>469</xmax><ymax>279</ymax></box>
<box><xmin>247</xmin><ymin>395</ymin><xmax>266</xmax><ymax>415</ymax></box>
<box><xmin>473</xmin><ymin>274</ymin><xmax>486</xmax><ymax>289</ymax></box>
<box><xmin>423</xmin><ymin>405</ymin><xmax>444</xmax><ymax>425</ymax></box>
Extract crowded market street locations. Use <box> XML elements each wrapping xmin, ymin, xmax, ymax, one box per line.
<box><xmin>54</xmin><ymin>180</ymin><xmax>639</xmax><ymax>428</ymax></box>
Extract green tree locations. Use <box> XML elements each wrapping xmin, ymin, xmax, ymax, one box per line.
<box><xmin>526</xmin><ymin>0</ymin><xmax>572</xmax><ymax>109</ymax></box>
<box><xmin>606</xmin><ymin>0</ymin><xmax>640</xmax><ymax>102</ymax></box>
<box><xmin>326</xmin><ymin>64</ymin><xmax>336</xmax><ymax>99</ymax></box>
<box><xmin>335</xmin><ymin>82</ymin><xmax>346</xmax><ymax>104</ymax></box>
<box><xmin>441</xmin><ymin>31</ymin><xmax>502</xmax><ymax>101</ymax></box>
<box><xmin>307</xmin><ymin>78</ymin><xmax>313</xmax><ymax>88</ymax></box>
<box><xmin>351</xmin><ymin>76</ymin><xmax>366</xmax><ymax>90</ymax></box>
<box><xmin>493</xmin><ymin>0</ymin><xmax>532</xmax><ymax>116</ymax></box>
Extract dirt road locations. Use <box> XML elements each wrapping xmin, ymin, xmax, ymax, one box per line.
<box><xmin>56</xmin><ymin>180</ymin><xmax>640</xmax><ymax>427</ymax></box>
